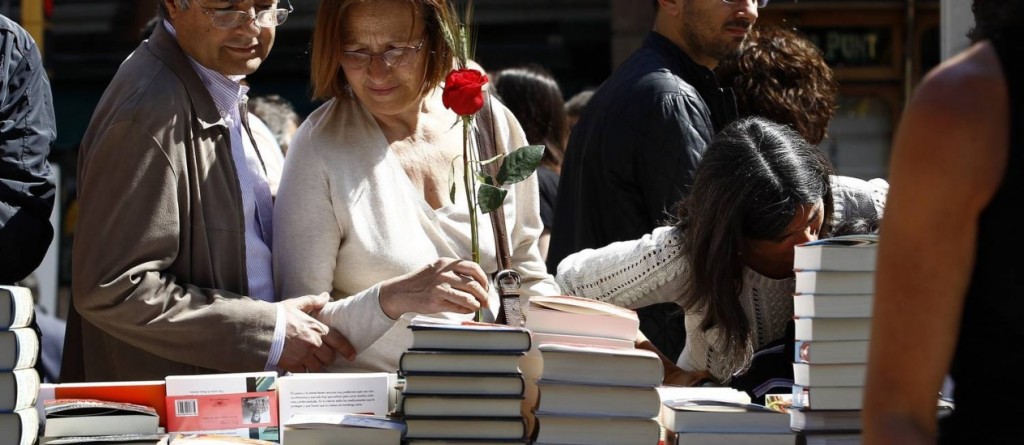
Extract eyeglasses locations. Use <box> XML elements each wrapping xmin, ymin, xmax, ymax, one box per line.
<box><xmin>340</xmin><ymin>39</ymin><xmax>426</xmax><ymax>70</ymax></box>
<box><xmin>196</xmin><ymin>0</ymin><xmax>294</xmax><ymax>29</ymax></box>
<box><xmin>723</xmin><ymin>0</ymin><xmax>769</xmax><ymax>7</ymax></box>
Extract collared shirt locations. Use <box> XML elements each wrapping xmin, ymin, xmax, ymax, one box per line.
<box><xmin>163</xmin><ymin>21</ymin><xmax>284</xmax><ymax>369</ymax></box>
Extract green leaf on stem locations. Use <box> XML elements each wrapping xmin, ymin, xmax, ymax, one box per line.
<box><xmin>477</xmin><ymin>183</ymin><xmax>507</xmax><ymax>214</ymax></box>
<box><xmin>477</xmin><ymin>172</ymin><xmax>495</xmax><ymax>187</ymax></box>
<box><xmin>496</xmin><ymin>145</ymin><xmax>545</xmax><ymax>185</ymax></box>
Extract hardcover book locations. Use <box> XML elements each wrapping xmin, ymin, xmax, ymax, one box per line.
<box><xmin>661</xmin><ymin>399</ymin><xmax>792</xmax><ymax>434</ymax></box>
<box><xmin>404</xmin><ymin>418</ymin><xmax>526</xmax><ymax>440</ymax></box>
<box><xmin>277</xmin><ymin>373</ymin><xmax>390</xmax><ymax>424</ymax></box>
<box><xmin>0</xmin><ymin>286</ymin><xmax>34</xmax><ymax>330</ymax></box>
<box><xmin>668</xmin><ymin>432</ymin><xmax>798</xmax><ymax>445</ymax></box>
<box><xmin>530</xmin><ymin>332</ymin><xmax>634</xmax><ymax>350</ymax></box>
<box><xmin>401</xmin><ymin>395</ymin><xmax>523</xmax><ymax>418</ymax></box>
<box><xmin>793</xmin><ymin>235</ymin><xmax>879</xmax><ymax>272</ymax></box>
<box><xmin>525</xmin><ymin>295</ymin><xmax>639</xmax><ymax>342</ymax></box>
<box><xmin>537</xmin><ymin>344</ymin><xmax>662</xmax><ymax>387</ymax></box>
<box><xmin>533</xmin><ymin>415</ymin><xmax>659</xmax><ymax>445</ymax></box>
<box><xmin>44</xmin><ymin>398</ymin><xmax>160</xmax><ymax>437</ymax></box>
<box><xmin>408</xmin><ymin>316</ymin><xmax>532</xmax><ymax>352</ymax></box>
<box><xmin>793</xmin><ymin>294</ymin><xmax>873</xmax><ymax>318</ymax></box>
<box><xmin>401</xmin><ymin>373</ymin><xmax>525</xmax><ymax>396</ymax></box>
<box><xmin>794</xmin><ymin>318</ymin><xmax>872</xmax><ymax>341</ymax></box>
<box><xmin>791</xmin><ymin>385</ymin><xmax>864</xmax><ymax>411</ymax></box>
<box><xmin>164</xmin><ymin>372</ymin><xmax>278</xmax><ymax>441</ymax></box>
<box><xmin>795</xmin><ymin>340</ymin><xmax>870</xmax><ymax>364</ymax></box>
<box><xmin>535</xmin><ymin>381</ymin><xmax>660</xmax><ymax>418</ymax></box>
<box><xmin>398</xmin><ymin>351</ymin><xmax>524</xmax><ymax>374</ymax></box>
<box><xmin>281</xmin><ymin>412</ymin><xmax>404</xmax><ymax>445</ymax></box>
<box><xmin>789</xmin><ymin>408</ymin><xmax>862</xmax><ymax>432</ymax></box>
<box><xmin>0</xmin><ymin>407</ymin><xmax>39</xmax><ymax>445</ymax></box>
<box><xmin>793</xmin><ymin>363</ymin><xmax>867</xmax><ymax>387</ymax></box>
<box><xmin>1</xmin><ymin>368</ymin><xmax>40</xmax><ymax>412</ymax></box>
<box><xmin>794</xmin><ymin>271</ymin><xmax>875</xmax><ymax>295</ymax></box>
<box><xmin>0</xmin><ymin>328</ymin><xmax>39</xmax><ymax>371</ymax></box>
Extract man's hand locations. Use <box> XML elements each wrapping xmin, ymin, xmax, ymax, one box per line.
<box><xmin>378</xmin><ymin>258</ymin><xmax>490</xmax><ymax>319</ymax></box>
<box><xmin>277</xmin><ymin>293</ymin><xmax>356</xmax><ymax>372</ymax></box>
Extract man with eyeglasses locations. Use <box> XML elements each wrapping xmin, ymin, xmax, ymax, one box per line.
<box><xmin>63</xmin><ymin>0</ymin><xmax>356</xmax><ymax>382</ymax></box>
<box><xmin>549</xmin><ymin>0</ymin><xmax>762</xmax><ymax>364</ymax></box>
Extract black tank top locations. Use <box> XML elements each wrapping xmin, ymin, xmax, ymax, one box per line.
<box><xmin>939</xmin><ymin>37</ymin><xmax>1024</xmax><ymax>443</ymax></box>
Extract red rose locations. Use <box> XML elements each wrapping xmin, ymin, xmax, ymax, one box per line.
<box><xmin>442</xmin><ymin>68</ymin><xmax>489</xmax><ymax>116</ymax></box>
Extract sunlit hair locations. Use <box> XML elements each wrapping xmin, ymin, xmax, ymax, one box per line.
<box><xmin>491</xmin><ymin>65</ymin><xmax>568</xmax><ymax>172</ymax></box>
<box><xmin>310</xmin><ymin>0</ymin><xmax>454</xmax><ymax>101</ymax></box>
<box><xmin>675</xmin><ymin>117</ymin><xmax>835</xmax><ymax>354</ymax></box>
<box><xmin>715</xmin><ymin>24</ymin><xmax>838</xmax><ymax>145</ymax></box>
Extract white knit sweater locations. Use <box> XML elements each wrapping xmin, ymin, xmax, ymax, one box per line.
<box><xmin>556</xmin><ymin>226</ymin><xmax>795</xmax><ymax>383</ymax></box>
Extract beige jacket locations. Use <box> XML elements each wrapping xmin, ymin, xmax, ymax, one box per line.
<box><xmin>64</xmin><ymin>24</ymin><xmax>278</xmax><ymax>382</ymax></box>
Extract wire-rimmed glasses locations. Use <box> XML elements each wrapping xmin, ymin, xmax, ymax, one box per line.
<box><xmin>723</xmin><ymin>0</ymin><xmax>769</xmax><ymax>7</ymax></box>
<box><xmin>340</xmin><ymin>39</ymin><xmax>427</xmax><ymax>70</ymax></box>
<box><xmin>196</xmin><ymin>0</ymin><xmax>294</xmax><ymax>29</ymax></box>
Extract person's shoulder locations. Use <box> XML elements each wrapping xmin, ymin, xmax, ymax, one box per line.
<box><xmin>911</xmin><ymin>41</ymin><xmax>1004</xmax><ymax>124</ymax></box>
<box><xmin>0</xmin><ymin>14</ymin><xmax>29</xmax><ymax>39</ymax></box>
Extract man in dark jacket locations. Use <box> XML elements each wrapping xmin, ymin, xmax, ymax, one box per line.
<box><xmin>548</xmin><ymin>0</ymin><xmax>763</xmax><ymax>361</ymax></box>
<box><xmin>0</xmin><ymin>14</ymin><xmax>56</xmax><ymax>284</ymax></box>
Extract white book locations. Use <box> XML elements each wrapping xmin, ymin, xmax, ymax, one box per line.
<box><xmin>164</xmin><ymin>371</ymin><xmax>278</xmax><ymax>441</ymax></box>
<box><xmin>1</xmin><ymin>368</ymin><xmax>40</xmax><ymax>412</ymax></box>
<box><xmin>795</xmin><ymin>271</ymin><xmax>875</xmax><ymax>295</ymax></box>
<box><xmin>536</xmin><ymin>382</ymin><xmax>660</xmax><ymax>418</ymax></box>
<box><xmin>0</xmin><ymin>285</ymin><xmax>34</xmax><ymax>330</ymax></box>
<box><xmin>795</xmin><ymin>340</ymin><xmax>870</xmax><ymax>364</ymax></box>
<box><xmin>793</xmin><ymin>363</ymin><xmax>867</xmax><ymax>387</ymax></box>
<box><xmin>795</xmin><ymin>318</ymin><xmax>872</xmax><ymax>341</ymax></box>
<box><xmin>794</xmin><ymin>235</ymin><xmax>879</xmax><ymax>272</ymax></box>
<box><xmin>670</xmin><ymin>432</ymin><xmax>798</xmax><ymax>445</ymax></box>
<box><xmin>538</xmin><ymin>344</ymin><xmax>662</xmax><ymax>387</ymax></box>
<box><xmin>278</xmin><ymin>373</ymin><xmax>391</xmax><ymax>425</ymax></box>
<box><xmin>791</xmin><ymin>385</ymin><xmax>864</xmax><ymax>411</ymax></box>
<box><xmin>535</xmin><ymin>415</ymin><xmax>659</xmax><ymax>445</ymax></box>
<box><xmin>531</xmin><ymin>332</ymin><xmax>634</xmax><ymax>349</ymax></box>
<box><xmin>793</xmin><ymin>294</ymin><xmax>873</xmax><ymax>318</ymax></box>
<box><xmin>282</xmin><ymin>412</ymin><xmax>404</xmax><ymax>445</ymax></box>
<box><xmin>526</xmin><ymin>295</ymin><xmax>639</xmax><ymax>342</ymax></box>
<box><xmin>789</xmin><ymin>408</ymin><xmax>862</xmax><ymax>432</ymax></box>
<box><xmin>0</xmin><ymin>328</ymin><xmax>40</xmax><ymax>372</ymax></box>
<box><xmin>661</xmin><ymin>399</ymin><xmax>791</xmax><ymax>434</ymax></box>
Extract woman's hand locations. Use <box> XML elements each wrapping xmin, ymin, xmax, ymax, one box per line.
<box><xmin>378</xmin><ymin>258</ymin><xmax>490</xmax><ymax>319</ymax></box>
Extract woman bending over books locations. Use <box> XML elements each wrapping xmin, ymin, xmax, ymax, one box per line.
<box><xmin>555</xmin><ymin>116</ymin><xmax>886</xmax><ymax>386</ymax></box>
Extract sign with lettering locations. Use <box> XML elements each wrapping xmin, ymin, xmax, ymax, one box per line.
<box><xmin>803</xmin><ymin>27</ymin><xmax>894</xmax><ymax>68</ymax></box>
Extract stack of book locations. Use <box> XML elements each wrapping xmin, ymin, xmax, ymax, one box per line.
<box><xmin>398</xmin><ymin>316</ymin><xmax>531</xmax><ymax>444</ymax></box>
<box><xmin>1</xmin><ymin>285</ymin><xmax>40</xmax><ymax>445</ymax></box>
<box><xmin>791</xmin><ymin>234</ymin><xmax>878</xmax><ymax>444</ymax></box>
<box><xmin>525</xmin><ymin>295</ymin><xmax>662</xmax><ymax>445</ymax></box>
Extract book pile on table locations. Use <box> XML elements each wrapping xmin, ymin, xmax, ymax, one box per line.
<box><xmin>1</xmin><ymin>285</ymin><xmax>40</xmax><ymax>445</ymax></box>
<box><xmin>525</xmin><ymin>295</ymin><xmax>662</xmax><ymax>445</ymax></box>
<box><xmin>398</xmin><ymin>315</ymin><xmax>531</xmax><ymax>445</ymax></box>
<box><xmin>659</xmin><ymin>387</ymin><xmax>795</xmax><ymax>445</ymax></box>
<box><xmin>791</xmin><ymin>234</ymin><xmax>878</xmax><ymax>444</ymax></box>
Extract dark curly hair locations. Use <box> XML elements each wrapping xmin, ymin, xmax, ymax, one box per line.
<box><xmin>716</xmin><ymin>24</ymin><xmax>838</xmax><ymax>145</ymax></box>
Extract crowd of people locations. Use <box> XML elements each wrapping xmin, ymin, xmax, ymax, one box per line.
<box><xmin>1</xmin><ymin>0</ymin><xmax>1018</xmax><ymax>442</ymax></box>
